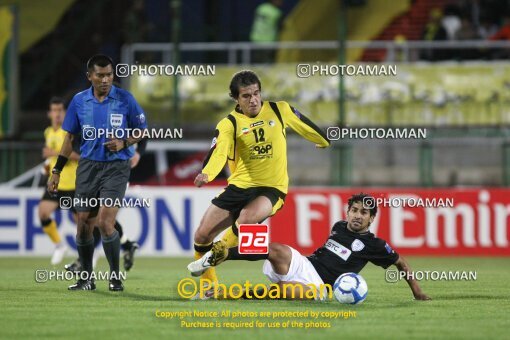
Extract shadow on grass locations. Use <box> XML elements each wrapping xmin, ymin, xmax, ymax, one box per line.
<box><xmin>432</xmin><ymin>294</ymin><xmax>505</xmax><ymax>300</ymax></box>
<box><xmin>92</xmin><ymin>290</ymin><xmax>183</xmax><ymax>302</ymax></box>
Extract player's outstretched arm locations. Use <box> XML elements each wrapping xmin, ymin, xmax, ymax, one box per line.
<box><xmin>394</xmin><ymin>256</ymin><xmax>431</xmax><ymax>301</ymax></box>
<box><xmin>280</xmin><ymin>102</ymin><xmax>330</xmax><ymax>148</ymax></box>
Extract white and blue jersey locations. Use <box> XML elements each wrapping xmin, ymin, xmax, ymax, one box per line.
<box><xmin>62</xmin><ymin>85</ymin><xmax>147</xmax><ymax>162</ymax></box>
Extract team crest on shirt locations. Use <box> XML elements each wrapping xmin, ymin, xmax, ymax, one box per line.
<box><xmin>351</xmin><ymin>239</ymin><xmax>365</xmax><ymax>252</ymax></box>
<box><xmin>110</xmin><ymin>113</ymin><xmax>123</xmax><ymax>128</ymax></box>
<box><xmin>269</xmin><ymin>120</ymin><xmax>275</xmax><ymax>127</ymax></box>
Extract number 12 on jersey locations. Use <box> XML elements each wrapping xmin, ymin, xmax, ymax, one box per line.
<box><xmin>252</xmin><ymin>128</ymin><xmax>265</xmax><ymax>143</ymax></box>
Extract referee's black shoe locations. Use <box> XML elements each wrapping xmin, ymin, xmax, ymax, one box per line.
<box><xmin>109</xmin><ymin>279</ymin><xmax>124</xmax><ymax>292</ymax></box>
<box><xmin>68</xmin><ymin>279</ymin><xmax>96</xmax><ymax>291</ymax></box>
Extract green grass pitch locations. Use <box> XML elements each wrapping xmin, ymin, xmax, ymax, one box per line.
<box><xmin>0</xmin><ymin>256</ymin><xmax>509</xmax><ymax>339</ymax></box>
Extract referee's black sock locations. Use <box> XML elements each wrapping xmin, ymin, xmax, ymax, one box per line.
<box><xmin>92</xmin><ymin>227</ymin><xmax>101</xmax><ymax>248</ymax></box>
<box><xmin>226</xmin><ymin>247</ymin><xmax>269</xmax><ymax>261</ymax></box>
<box><xmin>102</xmin><ymin>230</ymin><xmax>120</xmax><ymax>279</ymax></box>
<box><xmin>76</xmin><ymin>237</ymin><xmax>95</xmax><ymax>280</ymax></box>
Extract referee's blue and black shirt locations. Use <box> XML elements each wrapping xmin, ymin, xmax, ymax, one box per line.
<box><xmin>62</xmin><ymin>85</ymin><xmax>147</xmax><ymax>162</ymax></box>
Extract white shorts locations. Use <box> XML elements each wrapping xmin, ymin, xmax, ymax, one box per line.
<box><xmin>262</xmin><ymin>246</ymin><xmax>327</xmax><ymax>300</ymax></box>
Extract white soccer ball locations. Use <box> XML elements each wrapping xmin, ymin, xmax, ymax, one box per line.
<box><xmin>333</xmin><ymin>272</ymin><xmax>368</xmax><ymax>304</ymax></box>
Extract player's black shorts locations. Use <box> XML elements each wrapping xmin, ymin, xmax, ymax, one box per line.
<box><xmin>41</xmin><ymin>190</ymin><xmax>77</xmax><ymax>213</ymax></box>
<box><xmin>212</xmin><ymin>184</ymin><xmax>286</xmax><ymax>220</ymax></box>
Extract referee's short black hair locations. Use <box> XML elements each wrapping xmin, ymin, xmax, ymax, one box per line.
<box><xmin>229</xmin><ymin>70</ymin><xmax>261</xmax><ymax>99</ymax></box>
<box><xmin>86</xmin><ymin>54</ymin><xmax>114</xmax><ymax>72</ymax></box>
<box><xmin>348</xmin><ymin>192</ymin><xmax>378</xmax><ymax>217</ymax></box>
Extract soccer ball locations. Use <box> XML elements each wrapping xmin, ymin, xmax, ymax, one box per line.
<box><xmin>333</xmin><ymin>272</ymin><xmax>368</xmax><ymax>304</ymax></box>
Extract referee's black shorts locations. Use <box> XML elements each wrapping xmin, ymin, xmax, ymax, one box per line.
<box><xmin>212</xmin><ymin>184</ymin><xmax>286</xmax><ymax>220</ymax></box>
<box><xmin>74</xmin><ymin>158</ymin><xmax>130</xmax><ymax>212</ymax></box>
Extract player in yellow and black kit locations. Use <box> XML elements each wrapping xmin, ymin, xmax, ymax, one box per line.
<box><xmin>39</xmin><ymin>97</ymin><xmax>80</xmax><ymax>265</ymax></box>
<box><xmin>187</xmin><ymin>70</ymin><xmax>330</xmax><ymax>297</ymax></box>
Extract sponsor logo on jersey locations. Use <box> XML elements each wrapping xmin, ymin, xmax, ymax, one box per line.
<box><xmin>250</xmin><ymin>121</ymin><xmax>265</xmax><ymax>128</ymax></box>
<box><xmin>249</xmin><ymin>142</ymin><xmax>273</xmax><ymax>159</ymax></box>
<box><xmin>351</xmin><ymin>239</ymin><xmax>365</xmax><ymax>252</ymax></box>
<box><xmin>269</xmin><ymin>120</ymin><xmax>275</xmax><ymax>127</ymax></box>
<box><xmin>210</xmin><ymin>137</ymin><xmax>217</xmax><ymax>148</ymax></box>
<box><xmin>325</xmin><ymin>239</ymin><xmax>351</xmax><ymax>261</ymax></box>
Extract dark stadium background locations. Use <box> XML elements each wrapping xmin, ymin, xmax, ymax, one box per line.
<box><xmin>0</xmin><ymin>1</ymin><xmax>509</xmax><ymax>339</ymax></box>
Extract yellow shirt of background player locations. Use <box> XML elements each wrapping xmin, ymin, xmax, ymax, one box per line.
<box><xmin>202</xmin><ymin>101</ymin><xmax>329</xmax><ymax>194</ymax></box>
<box><xmin>44</xmin><ymin>127</ymin><xmax>78</xmax><ymax>191</ymax></box>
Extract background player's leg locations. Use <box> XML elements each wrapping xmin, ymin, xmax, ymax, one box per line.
<box><xmin>38</xmin><ymin>200</ymin><xmax>67</xmax><ymax>265</ymax></box>
<box><xmin>39</xmin><ymin>200</ymin><xmax>61</xmax><ymax>243</ymax></box>
<box><xmin>115</xmin><ymin>220</ymin><xmax>139</xmax><ymax>271</ymax></box>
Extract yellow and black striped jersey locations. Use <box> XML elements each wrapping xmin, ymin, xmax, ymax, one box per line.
<box><xmin>44</xmin><ymin>126</ymin><xmax>78</xmax><ymax>190</ymax></box>
<box><xmin>202</xmin><ymin>101</ymin><xmax>330</xmax><ymax>194</ymax></box>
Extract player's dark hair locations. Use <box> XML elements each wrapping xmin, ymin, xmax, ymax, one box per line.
<box><xmin>86</xmin><ymin>54</ymin><xmax>114</xmax><ymax>72</ymax></box>
<box><xmin>348</xmin><ymin>192</ymin><xmax>378</xmax><ymax>217</ymax></box>
<box><xmin>49</xmin><ymin>96</ymin><xmax>64</xmax><ymax>107</ymax></box>
<box><xmin>229</xmin><ymin>70</ymin><xmax>261</xmax><ymax>99</ymax></box>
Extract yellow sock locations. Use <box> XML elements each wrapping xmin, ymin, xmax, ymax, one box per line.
<box><xmin>220</xmin><ymin>224</ymin><xmax>239</xmax><ymax>248</ymax></box>
<box><xmin>194</xmin><ymin>242</ymin><xmax>218</xmax><ymax>284</ymax></box>
<box><xmin>42</xmin><ymin>220</ymin><xmax>61</xmax><ymax>244</ymax></box>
